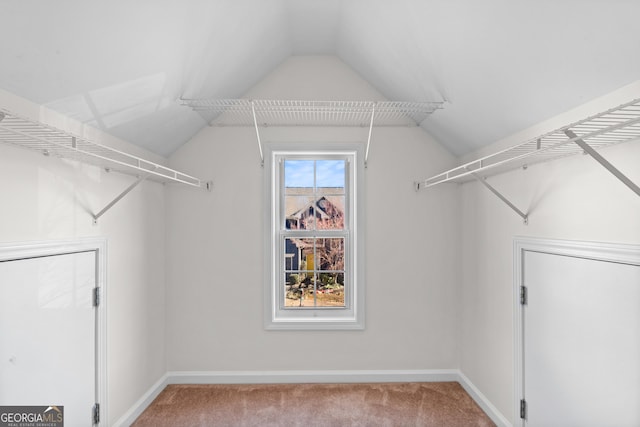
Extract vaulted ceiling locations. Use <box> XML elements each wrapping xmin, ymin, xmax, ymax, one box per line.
<box><xmin>1</xmin><ymin>0</ymin><xmax>639</xmax><ymax>157</ymax></box>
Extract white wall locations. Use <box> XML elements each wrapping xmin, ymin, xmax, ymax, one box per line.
<box><xmin>166</xmin><ymin>56</ymin><xmax>461</xmax><ymax>372</ymax></box>
<box><xmin>458</xmin><ymin>84</ymin><xmax>640</xmax><ymax>424</ymax></box>
<box><xmin>0</xmin><ymin>91</ymin><xmax>167</xmax><ymax>425</ymax></box>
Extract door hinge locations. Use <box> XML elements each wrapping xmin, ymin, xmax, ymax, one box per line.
<box><xmin>520</xmin><ymin>399</ymin><xmax>527</xmax><ymax>419</ymax></box>
<box><xmin>93</xmin><ymin>287</ymin><xmax>101</xmax><ymax>307</ymax></box>
<box><xmin>93</xmin><ymin>403</ymin><xmax>100</xmax><ymax>424</ymax></box>
<box><xmin>520</xmin><ymin>285</ymin><xmax>527</xmax><ymax>305</ymax></box>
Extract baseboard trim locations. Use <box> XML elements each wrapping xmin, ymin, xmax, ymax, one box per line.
<box><xmin>457</xmin><ymin>371</ymin><xmax>512</xmax><ymax>427</ymax></box>
<box><xmin>114</xmin><ymin>369</ymin><xmax>510</xmax><ymax>426</ymax></box>
<box><xmin>112</xmin><ymin>373</ymin><xmax>169</xmax><ymax>427</ymax></box>
<box><xmin>167</xmin><ymin>369</ymin><xmax>459</xmax><ymax>385</ymax></box>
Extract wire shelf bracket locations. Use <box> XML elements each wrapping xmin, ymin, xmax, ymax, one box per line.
<box><xmin>0</xmin><ymin>108</ymin><xmax>211</xmax><ymax>223</ymax></box>
<box><xmin>92</xmin><ymin>172</ymin><xmax>152</xmax><ymax>224</ymax></box>
<box><xmin>565</xmin><ymin>129</ymin><xmax>640</xmax><ymax>197</ymax></box>
<box><xmin>470</xmin><ymin>171</ymin><xmax>529</xmax><ymax>225</ymax></box>
<box><xmin>415</xmin><ymin>98</ymin><xmax>640</xmax><ymax>223</ymax></box>
<box><xmin>365</xmin><ymin>102</ymin><xmax>376</xmax><ymax>168</ymax></box>
<box><xmin>251</xmin><ymin>100</ymin><xmax>264</xmax><ymax>167</ymax></box>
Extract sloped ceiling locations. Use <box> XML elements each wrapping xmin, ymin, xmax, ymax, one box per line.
<box><xmin>1</xmin><ymin>0</ymin><xmax>639</xmax><ymax>157</ymax></box>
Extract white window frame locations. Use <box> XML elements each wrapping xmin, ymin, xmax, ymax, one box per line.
<box><xmin>264</xmin><ymin>142</ymin><xmax>365</xmax><ymax>330</ymax></box>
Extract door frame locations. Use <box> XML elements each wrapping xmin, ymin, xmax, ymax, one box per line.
<box><xmin>0</xmin><ymin>237</ymin><xmax>107</xmax><ymax>425</ymax></box>
<box><xmin>513</xmin><ymin>237</ymin><xmax>640</xmax><ymax>426</ymax></box>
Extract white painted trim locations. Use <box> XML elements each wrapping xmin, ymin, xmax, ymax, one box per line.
<box><xmin>513</xmin><ymin>237</ymin><xmax>640</xmax><ymax>427</ymax></box>
<box><xmin>458</xmin><ymin>371</ymin><xmax>512</xmax><ymax>427</ymax></box>
<box><xmin>114</xmin><ymin>369</ymin><xmax>512</xmax><ymax>426</ymax></box>
<box><xmin>263</xmin><ymin>142</ymin><xmax>367</xmax><ymax>330</ymax></box>
<box><xmin>0</xmin><ymin>238</ymin><xmax>108</xmax><ymax>425</ymax></box>
<box><xmin>111</xmin><ymin>373</ymin><xmax>169</xmax><ymax>427</ymax></box>
<box><xmin>166</xmin><ymin>369</ymin><xmax>459</xmax><ymax>385</ymax></box>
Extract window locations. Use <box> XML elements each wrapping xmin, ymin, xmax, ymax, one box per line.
<box><xmin>264</xmin><ymin>143</ymin><xmax>365</xmax><ymax>330</ymax></box>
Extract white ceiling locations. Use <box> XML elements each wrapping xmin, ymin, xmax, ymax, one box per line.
<box><xmin>1</xmin><ymin>0</ymin><xmax>639</xmax><ymax>157</ymax></box>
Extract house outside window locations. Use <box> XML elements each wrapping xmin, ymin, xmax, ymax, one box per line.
<box><xmin>264</xmin><ymin>142</ymin><xmax>365</xmax><ymax>330</ymax></box>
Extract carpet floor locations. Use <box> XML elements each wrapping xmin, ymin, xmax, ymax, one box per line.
<box><xmin>131</xmin><ymin>382</ymin><xmax>495</xmax><ymax>427</ymax></box>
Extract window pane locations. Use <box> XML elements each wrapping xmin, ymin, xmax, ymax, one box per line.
<box><xmin>314</xmin><ymin>196</ymin><xmax>345</xmax><ymax>230</ymax></box>
<box><xmin>316</xmin><ymin>160</ymin><xmax>345</xmax><ymax>188</ymax></box>
<box><xmin>284</xmin><ymin>237</ymin><xmax>346</xmax><ymax>309</ymax></box>
<box><xmin>316</xmin><ymin>238</ymin><xmax>345</xmax><ymax>271</ymax></box>
<box><xmin>284</xmin><ymin>238</ymin><xmax>314</xmax><ymax>271</ymax></box>
<box><xmin>315</xmin><ymin>287</ymin><xmax>345</xmax><ymax>307</ymax></box>
<box><xmin>284</xmin><ymin>160</ymin><xmax>314</xmax><ymax>188</ymax></box>
<box><xmin>284</xmin><ymin>272</ymin><xmax>305</xmax><ymax>307</ymax></box>
<box><xmin>286</xmin><ymin>195</ymin><xmax>344</xmax><ymax>230</ymax></box>
<box><xmin>316</xmin><ymin>270</ymin><xmax>345</xmax><ymax>308</ymax></box>
<box><xmin>284</xmin><ymin>238</ymin><xmax>297</xmax><ymax>271</ymax></box>
<box><xmin>284</xmin><ymin>185</ymin><xmax>314</xmax><ymax>197</ymax></box>
<box><xmin>284</xmin><ymin>196</ymin><xmax>315</xmax><ymax>229</ymax></box>
<box><xmin>317</xmin><ymin>186</ymin><xmax>344</xmax><ymax>196</ymax></box>
<box><xmin>285</xmin><ymin>273</ymin><xmax>317</xmax><ymax>307</ymax></box>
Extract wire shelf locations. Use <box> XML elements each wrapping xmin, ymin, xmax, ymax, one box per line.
<box><xmin>0</xmin><ymin>109</ymin><xmax>203</xmax><ymax>187</ymax></box>
<box><xmin>181</xmin><ymin>98</ymin><xmax>444</xmax><ymax>127</ymax></box>
<box><xmin>419</xmin><ymin>98</ymin><xmax>640</xmax><ymax>188</ymax></box>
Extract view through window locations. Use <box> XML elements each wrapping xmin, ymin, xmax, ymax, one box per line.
<box><xmin>282</xmin><ymin>159</ymin><xmax>347</xmax><ymax>308</ymax></box>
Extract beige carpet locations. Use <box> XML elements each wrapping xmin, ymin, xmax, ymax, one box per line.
<box><xmin>132</xmin><ymin>382</ymin><xmax>495</xmax><ymax>426</ymax></box>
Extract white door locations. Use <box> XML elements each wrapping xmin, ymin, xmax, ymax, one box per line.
<box><xmin>0</xmin><ymin>250</ymin><xmax>97</xmax><ymax>426</ymax></box>
<box><xmin>522</xmin><ymin>249</ymin><xmax>640</xmax><ymax>427</ymax></box>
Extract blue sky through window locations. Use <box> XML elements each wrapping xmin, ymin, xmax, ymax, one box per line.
<box><xmin>285</xmin><ymin>160</ymin><xmax>345</xmax><ymax>188</ymax></box>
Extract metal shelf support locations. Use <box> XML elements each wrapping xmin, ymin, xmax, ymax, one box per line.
<box><xmin>469</xmin><ymin>172</ymin><xmax>529</xmax><ymax>225</ymax></box>
<box><xmin>251</xmin><ymin>100</ymin><xmax>264</xmax><ymax>167</ymax></box>
<box><xmin>365</xmin><ymin>103</ymin><xmax>376</xmax><ymax>168</ymax></box>
<box><xmin>92</xmin><ymin>173</ymin><xmax>151</xmax><ymax>224</ymax></box>
<box><xmin>565</xmin><ymin>129</ymin><xmax>640</xmax><ymax>198</ymax></box>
